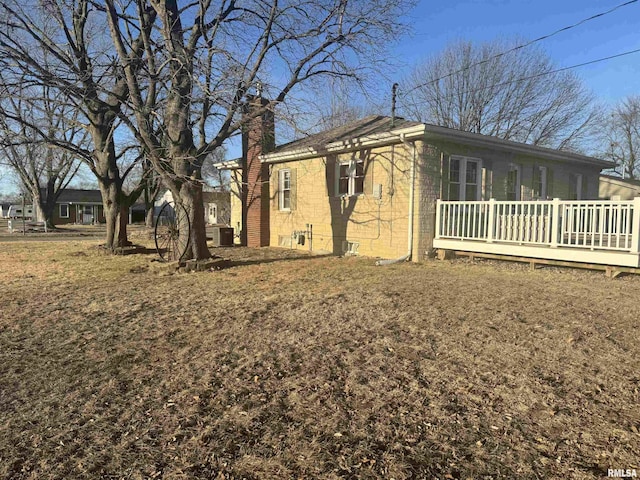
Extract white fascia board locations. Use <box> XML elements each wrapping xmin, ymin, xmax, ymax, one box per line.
<box><xmin>215</xmin><ymin>159</ymin><xmax>241</xmax><ymax>170</ymax></box>
<box><xmin>259</xmin><ymin>146</ymin><xmax>321</xmax><ymax>164</ymax></box>
<box><xmin>260</xmin><ymin>124</ymin><xmax>426</xmax><ymax>164</ymax></box>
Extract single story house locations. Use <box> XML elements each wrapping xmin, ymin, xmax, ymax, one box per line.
<box><xmin>155</xmin><ymin>189</ymin><xmax>231</xmax><ymax>226</ymax></box>
<box><xmin>46</xmin><ymin>189</ymin><xmax>105</xmax><ymax>225</ymax></box>
<box><xmin>221</xmin><ymin>113</ymin><xmax>613</xmax><ymax>262</ymax></box>
<box><xmin>599</xmin><ymin>174</ymin><xmax>640</xmax><ymax>200</ymax></box>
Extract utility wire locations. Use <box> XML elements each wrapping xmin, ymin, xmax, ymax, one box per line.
<box><xmin>402</xmin><ymin>47</ymin><xmax>640</xmax><ymax>114</ymax></box>
<box><xmin>404</xmin><ymin>0</ymin><xmax>638</xmax><ymax>96</ymax></box>
<box><xmin>459</xmin><ymin>48</ymin><xmax>640</xmax><ymax>95</ymax></box>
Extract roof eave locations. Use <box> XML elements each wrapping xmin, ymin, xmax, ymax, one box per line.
<box><xmin>261</xmin><ymin>124</ymin><xmax>426</xmax><ymax>164</ymax></box>
<box><xmin>423</xmin><ymin>125</ymin><xmax>614</xmax><ymax>169</ymax></box>
<box><xmin>216</xmin><ymin>159</ymin><xmax>241</xmax><ymax>171</ymax></box>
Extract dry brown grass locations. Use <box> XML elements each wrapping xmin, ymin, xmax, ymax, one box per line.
<box><xmin>0</xmin><ymin>240</ymin><xmax>639</xmax><ymax>479</ymax></box>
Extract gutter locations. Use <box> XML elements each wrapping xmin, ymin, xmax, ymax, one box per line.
<box><xmin>376</xmin><ymin>133</ymin><xmax>417</xmax><ymax>266</ymax></box>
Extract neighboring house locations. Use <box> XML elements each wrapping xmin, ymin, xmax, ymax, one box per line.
<box><xmin>45</xmin><ymin>189</ymin><xmax>105</xmax><ymax>225</ymax></box>
<box><xmin>221</xmin><ymin>114</ymin><xmax>613</xmax><ymax>261</ymax></box>
<box><xmin>203</xmin><ymin>191</ymin><xmax>231</xmax><ymax>225</ymax></box>
<box><xmin>155</xmin><ymin>189</ymin><xmax>230</xmax><ymax>225</ymax></box>
<box><xmin>599</xmin><ymin>174</ymin><xmax>640</xmax><ymax>200</ymax></box>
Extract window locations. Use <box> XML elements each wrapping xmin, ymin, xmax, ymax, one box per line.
<box><xmin>506</xmin><ymin>164</ymin><xmax>521</xmax><ymax>201</ymax></box>
<box><xmin>569</xmin><ymin>173</ymin><xmax>583</xmax><ymax>200</ymax></box>
<box><xmin>448</xmin><ymin>156</ymin><xmax>481</xmax><ymax>201</ymax></box>
<box><xmin>338</xmin><ymin>159</ymin><xmax>364</xmax><ymax>196</ymax></box>
<box><xmin>534</xmin><ymin>166</ymin><xmax>547</xmax><ymax>199</ymax></box>
<box><xmin>59</xmin><ymin>204</ymin><xmax>69</xmax><ymax>218</ymax></box>
<box><xmin>279</xmin><ymin>169</ymin><xmax>291</xmax><ymax>210</ymax></box>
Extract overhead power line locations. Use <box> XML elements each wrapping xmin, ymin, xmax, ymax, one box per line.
<box><xmin>434</xmin><ymin>48</ymin><xmax>640</xmax><ymax>97</ymax></box>
<box><xmin>474</xmin><ymin>47</ymin><xmax>640</xmax><ymax>93</ymax></box>
<box><xmin>404</xmin><ymin>0</ymin><xmax>638</xmax><ymax>96</ymax></box>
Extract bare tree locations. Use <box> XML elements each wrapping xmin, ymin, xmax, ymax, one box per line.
<box><xmin>0</xmin><ymin>1</ymin><xmax>150</xmax><ymax>250</ymax></box>
<box><xmin>605</xmin><ymin>96</ymin><xmax>640</xmax><ymax>179</ymax></box>
<box><xmin>101</xmin><ymin>0</ymin><xmax>410</xmax><ymax>260</ymax></box>
<box><xmin>201</xmin><ymin>148</ymin><xmax>229</xmax><ymax>191</ymax></box>
<box><xmin>401</xmin><ymin>39</ymin><xmax>600</xmax><ymax>151</ymax></box>
<box><xmin>0</xmin><ymin>86</ymin><xmax>83</xmax><ymax>227</ymax></box>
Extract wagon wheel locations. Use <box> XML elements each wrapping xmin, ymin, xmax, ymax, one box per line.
<box><xmin>154</xmin><ymin>202</ymin><xmax>191</xmax><ymax>262</ymax></box>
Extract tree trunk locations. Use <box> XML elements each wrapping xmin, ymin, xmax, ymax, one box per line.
<box><xmin>145</xmin><ymin>207</ymin><xmax>154</xmax><ymax>228</ymax></box>
<box><xmin>29</xmin><ymin>187</ymin><xmax>44</xmax><ymax>223</ymax></box>
<box><xmin>41</xmin><ymin>202</ymin><xmax>56</xmax><ymax>229</ymax></box>
<box><xmin>99</xmin><ymin>180</ymin><xmax>129</xmax><ymax>251</ymax></box>
<box><xmin>116</xmin><ymin>203</ymin><xmax>131</xmax><ymax>247</ymax></box>
<box><xmin>180</xmin><ymin>180</ymin><xmax>210</xmax><ymax>260</ymax></box>
<box><xmin>104</xmin><ymin>201</ymin><xmax>118</xmax><ymax>250</ymax></box>
<box><xmin>40</xmin><ymin>181</ymin><xmax>58</xmax><ymax>229</ymax></box>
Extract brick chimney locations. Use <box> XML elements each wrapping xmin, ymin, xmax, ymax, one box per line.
<box><xmin>241</xmin><ymin>96</ymin><xmax>274</xmax><ymax>247</ymax></box>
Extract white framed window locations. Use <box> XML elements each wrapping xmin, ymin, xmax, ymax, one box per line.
<box><xmin>506</xmin><ymin>164</ymin><xmax>521</xmax><ymax>201</ymax></box>
<box><xmin>337</xmin><ymin>159</ymin><xmax>364</xmax><ymax>197</ymax></box>
<box><xmin>534</xmin><ymin>166</ymin><xmax>547</xmax><ymax>199</ymax></box>
<box><xmin>448</xmin><ymin>156</ymin><xmax>482</xmax><ymax>201</ymax></box>
<box><xmin>59</xmin><ymin>204</ymin><xmax>69</xmax><ymax>218</ymax></box>
<box><xmin>279</xmin><ymin>169</ymin><xmax>291</xmax><ymax>210</ymax></box>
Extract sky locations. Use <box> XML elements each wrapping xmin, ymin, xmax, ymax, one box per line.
<box><xmin>394</xmin><ymin>0</ymin><xmax>640</xmax><ymax>104</ymax></box>
<box><xmin>1</xmin><ymin>0</ymin><xmax>638</xmax><ymax>195</ymax></box>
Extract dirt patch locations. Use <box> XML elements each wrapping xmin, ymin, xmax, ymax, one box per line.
<box><xmin>0</xmin><ymin>241</ymin><xmax>638</xmax><ymax>479</ymax></box>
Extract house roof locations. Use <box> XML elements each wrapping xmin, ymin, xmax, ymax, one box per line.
<box><xmin>600</xmin><ymin>174</ymin><xmax>640</xmax><ymax>188</ymax></box>
<box><xmin>218</xmin><ymin>114</ymin><xmax>614</xmax><ymax>170</ymax></box>
<box><xmin>421</xmin><ymin>124</ymin><xmax>613</xmax><ymax>169</ymax></box>
<box><xmin>44</xmin><ymin>189</ymin><xmax>103</xmax><ymax>204</ymax></box>
<box><xmin>202</xmin><ymin>191</ymin><xmax>230</xmax><ymax>202</ymax></box>
<box><xmin>216</xmin><ymin>115</ymin><xmax>422</xmax><ymax>170</ymax></box>
<box><xmin>271</xmin><ymin>115</ymin><xmax>422</xmax><ymax>154</ymax></box>
<box><xmin>260</xmin><ymin>115</ymin><xmax>425</xmax><ymax>164</ymax></box>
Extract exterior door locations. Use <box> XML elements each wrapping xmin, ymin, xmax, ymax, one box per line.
<box><xmin>82</xmin><ymin>205</ymin><xmax>93</xmax><ymax>224</ymax></box>
<box><xmin>449</xmin><ymin>156</ymin><xmax>482</xmax><ymax>201</ymax></box>
<box><xmin>207</xmin><ymin>203</ymin><xmax>217</xmax><ymax>224</ymax></box>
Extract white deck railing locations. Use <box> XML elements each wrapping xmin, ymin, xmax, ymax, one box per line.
<box><xmin>435</xmin><ymin>198</ymin><xmax>640</xmax><ymax>255</ymax></box>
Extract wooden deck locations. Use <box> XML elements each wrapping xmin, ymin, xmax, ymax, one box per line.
<box><xmin>433</xmin><ymin>198</ymin><xmax>640</xmax><ymax>268</ymax></box>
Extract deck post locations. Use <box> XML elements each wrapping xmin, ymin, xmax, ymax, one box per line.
<box><xmin>435</xmin><ymin>199</ymin><xmax>442</xmax><ymax>240</ymax></box>
<box><xmin>631</xmin><ymin>197</ymin><xmax>640</xmax><ymax>254</ymax></box>
<box><xmin>487</xmin><ymin>198</ymin><xmax>496</xmax><ymax>243</ymax></box>
<box><xmin>550</xmin><ymin>198</ymin><xmax>560</xmax><ymax>248</ymax></box>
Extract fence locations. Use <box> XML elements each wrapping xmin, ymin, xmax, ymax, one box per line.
<box><xmin>434</xmin><ymin>198</ymin><xmax>640</xmax><ymax>267</ymax></box>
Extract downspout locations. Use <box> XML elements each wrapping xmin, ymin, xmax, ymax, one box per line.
<box><xmin>376</xmin><ymin>133</ymin><xmax>416</xmax><ymax>266</ymax></box>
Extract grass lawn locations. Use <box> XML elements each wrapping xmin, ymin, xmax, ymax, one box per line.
<box><xmin>0</xmin><ymin>240</ymin><xmax>639</xmax><ymax>479</ymax></box>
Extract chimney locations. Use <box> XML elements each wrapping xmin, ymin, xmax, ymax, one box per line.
<box><xmin>241</xmin><ymin>95</ymin><xmax>275</xmax><ymax>247</ymax></box>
